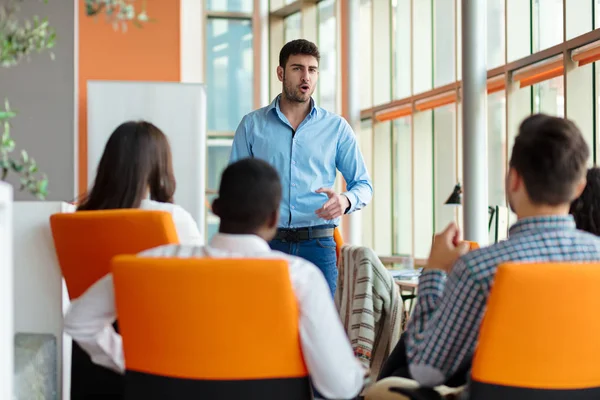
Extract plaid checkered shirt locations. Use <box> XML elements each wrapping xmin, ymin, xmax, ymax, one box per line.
<box><xmin>405</xmin><ymin>215</ymin><xmax>600</xmax><ymax>387</ymax></box>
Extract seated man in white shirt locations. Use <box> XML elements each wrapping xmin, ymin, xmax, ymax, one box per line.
<box><xmin>64</xmin><ymin>157</ymin><xmax>366</xmax><ymax>400</ymax></box>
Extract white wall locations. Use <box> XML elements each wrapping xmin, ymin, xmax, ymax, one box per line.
<box><xmin>0</xmin><ymin>183</ymin><xmax>13</xmax><ymax>400</ymax></box>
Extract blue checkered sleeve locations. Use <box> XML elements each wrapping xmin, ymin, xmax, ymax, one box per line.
<box><xmin>405</xmin><ymin>260</ymin><xmax>487</xmax><ymax>387</ymax></box>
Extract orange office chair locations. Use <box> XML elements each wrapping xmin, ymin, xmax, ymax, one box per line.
<box><xmin>464</xmin><ymin>240</ymin><xmax>479</xmax><ymax>250</ymax></box>
<box><xmin>112</xmin><ymin>256</ymin><xmax>312</xmax><ymax>400</ymax></box>
<box><xmin>334</xmin><ymin>227</ymin><xmax>344</xmax><ymax>259</ymax></box>
<box><xmin>50</xmin><ymin>209</ymin><xmax>179</xmax><ymax>299</ymax></box>
<box><xmin>50</xmin><ymin>209</ymin><xmax>179</xmax><ymax>400</ymax></box>
<box><xmin>471</xmin><ymin>262</ymin><xmax>600</xmax><ymax>399</ymax></box>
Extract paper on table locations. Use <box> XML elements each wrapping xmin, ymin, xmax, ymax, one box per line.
<box><xmin>388</xmin><ymin>268</ymin><xmax>422</xmax><ymax>280</ymax></box>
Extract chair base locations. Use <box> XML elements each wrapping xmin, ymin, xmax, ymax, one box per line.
<box><xmin>124</xmin><ymin>370</ymin><xmax>313</xmax><ymax>400</ymax></box>
<box><xmin>471</xmin><ymin>381</ymin><xmax>600</xmax><ymax>400</ymax></box>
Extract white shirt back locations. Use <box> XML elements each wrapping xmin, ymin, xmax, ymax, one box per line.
<box><xmin>63</xmin><ymin>234</ymin><xmax>365</xmax><ymax>399</ymax></box>
<box><xmin>139</xmin><ymin>199</ymin><xmax>202</xmax><ymax>245</ymax></box>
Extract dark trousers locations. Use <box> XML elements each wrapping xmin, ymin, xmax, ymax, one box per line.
<box><xmin>378</xmin><ymin>334</ymin><xmax>470</xmax><ymax>388</ymax></box>
<box><xmin>70</xmin><ymin>322</ymin><xmax>124</xmax><ymax>400</ymax></box>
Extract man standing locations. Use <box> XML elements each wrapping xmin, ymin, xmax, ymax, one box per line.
<box><xmin>229</xmin><ymin>39</ymin><xmax>373</xmax><ymax>295</ymax></box>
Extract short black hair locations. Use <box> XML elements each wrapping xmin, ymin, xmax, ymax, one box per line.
<box><xmin>212</xmin><ymin>158</ymin><xmax>282</xmax><ymax>232</ymax></box>
<box><xmin>509</xmin><ymin>114</ymin><xmax>589</xmax><ymax>205</ymax></box>
<box><xmin>570</xmin><ymin>167</ymin><xmax>600</xmax><ymax>236</ymax></box>
<box><xmin>279</xmin><ymin>39</ymin><xmax>320</xmax><ymax>68</ymax></box>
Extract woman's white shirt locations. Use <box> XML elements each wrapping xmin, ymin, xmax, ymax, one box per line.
<box><xmin>139</xmin><ymin>199</ymin><xmax>203</xmax><ymax>245</ymax></box>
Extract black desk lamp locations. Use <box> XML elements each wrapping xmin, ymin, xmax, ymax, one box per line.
<box><xmin>445</xmin><ymin>182</ymin><xmax>495</xmax><ymax>230</ymax></box>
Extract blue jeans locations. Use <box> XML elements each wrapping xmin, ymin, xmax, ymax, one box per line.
<box><xmin>269</xmin><ymin>236</ymin><xmax>338</xmax><ymax>296</ymax></box>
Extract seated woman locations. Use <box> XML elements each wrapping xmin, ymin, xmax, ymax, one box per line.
<box><xmin>78</xmin><ymin>120</ymin><xmax>202</xmax><ymax>244</ymax></box>
<box><xmin>71</xmin><ymin>120</ymin><xmax>202</xmax><ymax>399</ymax></box>
<box><xmin>570</xmin><ymin>167</ymin><xmax>600</xmax><ymax>236</ymax></box>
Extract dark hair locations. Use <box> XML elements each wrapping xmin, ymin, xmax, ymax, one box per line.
<box><xmin>279</xmin><ymin>39</ymin><xmax>320</xmax><ymax>68</ymax></box>
<box><xmin>78</xmin><ymin>121</ymin><xmax>176</xmax><ymax>211</ymax></box>
<box><xmin>570</xmin><ymin>167</ymin><xmax>600</xmax><ymax>236</ymax></box>
<box><xmin>212</xmin><ymin>158</ymin><xmax>282</xmax><ymax>233</ymax></box>
<box><xmin>509</xmin><ymin>114</ymin><xmax>589</xmax><ymax>205</ymax></box>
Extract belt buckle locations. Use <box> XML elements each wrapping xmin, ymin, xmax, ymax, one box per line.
<box><xmin>285</xmin><ymin>230</ymin><xmax>300</xmax><ymax>242</ymax></box>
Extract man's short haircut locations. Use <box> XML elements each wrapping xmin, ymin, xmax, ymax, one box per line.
<box><xmin>279</xmin><ymin>39</ymin><xmax>320</xmax><ymax>68</ymax></box>
<box><xmin>213</xmin><ymin>158</ymin><xmax>282</xmax><ymax>231</ymax></box>
<box><xmin>570</xmin><ymin>167</ymin><xmax>600</xmax><ymax>236</ymax></box>
<box><xmin>509</xmin><ymin>114</ymin><xmax>589</xmax><ymax>205</ymax></box>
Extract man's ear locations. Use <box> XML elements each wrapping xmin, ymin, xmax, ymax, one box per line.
<box><xmin>277</xmin><ymin>66</ymin><xmax>284</xmax><ymax>82</ymax></box>
<box><xmin>573</xmin><ymin>176</ymin><xmax>588</xmax><ymax>200</ymax></box>
<box><xmin>507</xmin><ymin>167</ymin><xmax>521</xmax><ymax>193</ymax></box>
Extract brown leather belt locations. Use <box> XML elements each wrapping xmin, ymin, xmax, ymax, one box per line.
<box><xmin>274</xmin><ymin>227</ymin><xmax>334</xmax><ymax>242</ymax></box>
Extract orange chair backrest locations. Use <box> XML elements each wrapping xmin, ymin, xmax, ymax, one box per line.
<box><xmin>111</xmin><ymin>256</ymin><xmax>308</xmax><ymax>381</ymax></box>
<box><xmin>472</xmin><ymin>262</ymin><xmax>600</xmax><ymax>389</ymax></box>
<box><xmin>334</xmin><ymin>227</ymin><xmax>344</xmax><ymax>259</ymax></box>
<box><xmin>50</xmin><ymin>209</ymin><xmax>178</xmax><ymax>299</ymax></box>
<box><xmin>464</xmin><ymin>241</ymin><xmax>479</xmax><ymax>250</ymax></box>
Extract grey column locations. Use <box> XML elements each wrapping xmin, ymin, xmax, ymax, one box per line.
<box><xmin>342</xmin><ymin>0</ymin><xmax>362</xmax><ymax>245</ymax></box>
<box><xmin>461</xmin><ymin>0</ymin><xmax>488</xmax><ymax>245</ymax></box>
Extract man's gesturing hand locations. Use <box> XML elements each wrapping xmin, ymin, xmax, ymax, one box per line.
<box><xmin>315</xmin><ymin>187</ymin><xmax>350</xmax><ymax>220</ymax></box>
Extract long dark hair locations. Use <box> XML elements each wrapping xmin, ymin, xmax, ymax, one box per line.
<box><xmin>570</xmin><ymin>167</ymin><xmax>600</xmax><ymax>236</ymax></box>
<box><xmin>78</xmin><ymin>121</ymin><xmax>176</xmax><ymax>211</ymax></box>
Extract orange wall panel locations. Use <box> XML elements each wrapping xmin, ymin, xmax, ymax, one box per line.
<box><xmin>78</xmin><ymin>0</ymin><xmax>181</xmax><ymax>195</ymax></box>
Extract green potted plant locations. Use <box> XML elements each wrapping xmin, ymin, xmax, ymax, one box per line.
<box><xmin>1</xmin><ymin>0</ymin><xmax>150</xmax><ymax>199</ymax></box>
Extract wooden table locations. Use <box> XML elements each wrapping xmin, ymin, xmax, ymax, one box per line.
<box><xmin>379</xmin><ymin>255</ymin><xmax>428</xmax><ymax>267</ymax></box>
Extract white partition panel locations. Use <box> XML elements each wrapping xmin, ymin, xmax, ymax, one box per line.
<box><xmin>87</xmin><ymin>81</ymin><xmax>207</xmax><ymax>243</ymax></box>
<box><xmin>0</xmin><ymin>182</ymin><xmax>13</xmax><ymax>400</ymax></box>
<box><xmin>13</xmin><ymin>201</ymin><xmax>75</xmax><ymax>400</ymax></box>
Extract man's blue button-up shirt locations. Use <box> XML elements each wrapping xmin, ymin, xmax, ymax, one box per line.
<box><xmin>229</xmin><ymin>96</ymin><xmax>373</xmax><ymax>228</ymax></box>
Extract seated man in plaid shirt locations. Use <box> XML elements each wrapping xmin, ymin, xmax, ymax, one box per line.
<box><xmin>376</xmin><ymin>114</ymin><xmax>600</xmax><ymax>395</ymax></box>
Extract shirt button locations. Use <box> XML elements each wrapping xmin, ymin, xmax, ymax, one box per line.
<box><xmin>292</xmin><ymin>183</ymin><xmax>296</xmax><ymax>187</ymax></box>
<box><xmin>291</xmin><ymin>206</ymin><xmax>296</xmax><ymax>210</ymax></box>
<box><xmin>292</xmin><ymin>160</ymin><xmax>296</xmax><ymax>165</ymax></box>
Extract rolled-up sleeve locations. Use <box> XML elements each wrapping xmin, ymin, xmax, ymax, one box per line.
<box><xmin>336</xmin><ymin>122</ymin><xmax>373</xmax><ymax>213</ymax></box>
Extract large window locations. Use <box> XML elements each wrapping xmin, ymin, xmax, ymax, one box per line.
<box><xmin>205</xmin><ymin>3</ymin><xmax>255</xmax><ymax>242</ymax></box>
<box><xmin>434</xmin><ymin>0</ymin><xmax>455</xmax><ymax>87</ymax></box>
<box><xmin>359</xmin><ymin>0</ymin><xmax>373</xmax><ymax>109</ymax></box>
<box><xmin>205</xmin><ymin>139</ymin><xmax>233</xmax><ymax>241</ymax></box>
<box><xmin>487</xmin><ymin>90</ymin><xmax>507</xmax><ymax>209</ymax></box>
<box><xmin>361</xmin><ymin>118</ymin><xmax>375</xmax><ymax>249</ymax></box>
<box><xmin>392</xmin><ymin>117</ymin><xmax>412</xmax><ymax>255</ymax></box>
<box><xmin>206</xmin><ymin>0</ymin><xmax>253</xmax><ymax>13</ymax></box>
<box><xmin>487</xmin><ymin>0</ymin><xmax>506</xmax><ymax>68</ymax></box>
<box><xmin>433</xmin><ymin>104</ymin><xmax>457</xmax><ymax>232</ymax></box>
<box><xmin>317</xmin><ymin>0</ymin><xmax>337</xmax><ymax>111</ymax></box>
<box><xmin>532</xmin><ymin>0</ymin><xmax>563</xmax><ymax>52</ymax></box>
<box><xmin>533</xmin><ymin>76</ymin><xmax>564</xmax><ymax>117</ymax></box>
<box><xmin>413</xmin><ymin>111</ymin><xmax>434</xmax><ymax>258</ymax></box>
<box><xmin>206</xmin><ymin>18</ymin><xmax>253</xmax><ymax>132</ymax></box>
<box><xmin>393</xmin><ymin>0</ymin><xmax>411</xmax><ymax>99</ymax></box>
<box><xmin>413</xmin><ymin>0</ymin><xmax>432</xmax><ymax>94</ymax></box>
<box><xmin>266</xmin><ymin>0</ymin><xmax>600</xmax><ymax>256</ymax></box>
<box><xmin>285</xmin><ymin>12</ymin><xmax>302</xmax><ymax>42</ymax></box>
